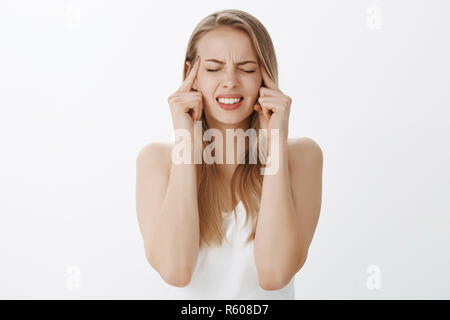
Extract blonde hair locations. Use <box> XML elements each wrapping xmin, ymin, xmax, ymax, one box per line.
<box><xmin>182</xmin><ymin>9</ymin><xmax>279</xmax><ymax>249</ymax></box>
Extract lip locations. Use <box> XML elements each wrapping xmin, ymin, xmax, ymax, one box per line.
<box><xmin>215</xmin><ymin>93</ymin><xmax>243</xmax><ymax>99</ymax></box>
<box><xmin>216</xmin><ymin>97</ymin><xmax>244</xmax><ymax>110</ymax></box>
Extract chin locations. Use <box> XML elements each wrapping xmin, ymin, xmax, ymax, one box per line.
<box><xmin>215</xmin><ymin>114</ymin><xmax>244</xmax><ymax>124</ymax></box>
<box><xmin>217</xmin><ymin>110</ymin><xmax>254</xmax><ymax>124</ymax></box>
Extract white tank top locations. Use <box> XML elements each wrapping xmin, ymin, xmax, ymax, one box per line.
<box><xmin>165</xmin><ymin>200</ymin><xmax>295</xmax><ymax>299</ymax></box>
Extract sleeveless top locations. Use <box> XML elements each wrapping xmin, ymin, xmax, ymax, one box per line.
<box><xmin>165</xmin><ymin>200</ymin><xmax>296</xmax><ymax>299</ymax></box>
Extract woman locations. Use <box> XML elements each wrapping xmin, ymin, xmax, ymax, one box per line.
<box><xmin>136</xmin><ymin>9</ymin><xmax>323</xmax><ymax>299</ymax></box>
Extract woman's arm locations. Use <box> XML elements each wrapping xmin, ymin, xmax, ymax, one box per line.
<box><xmin>254</xmin><ymin>138</ymin><xmax>299</xmax><ymax>290</ymax></box>
<box><xmin>253</xmin><ymin>65</ymin><xmax>323</xmax><ymax>291</ymax></box>
<box><xmin>136</xmin><ymin>142</ymin><xmax>199</xmax><ymax>287</ymax></box>
<box><xmin>254</xmin><ymin>137</ymin><xmax>323</xmax><ymax>291</ymax></box>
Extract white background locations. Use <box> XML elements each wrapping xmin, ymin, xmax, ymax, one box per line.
<box><xmin>0</xmin><ymin>0</ymin><xmax>449</xmax><ymax>299</ymax></box>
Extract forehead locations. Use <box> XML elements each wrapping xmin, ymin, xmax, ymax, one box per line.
<box><xmin>197</xmin><ymin>26</ymin><xmax>258</xmax><ymax>61</ymax></box>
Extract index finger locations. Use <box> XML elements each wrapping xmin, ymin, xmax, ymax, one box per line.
<box><xmin>260</xmin><ymin>64</ymin><xmax>279</xmax><ymax>91</ymax></box>
<box><xmin>178</xmin><ymin>56</ymin><xmax>201</xmax><ymax>92</ymax></box>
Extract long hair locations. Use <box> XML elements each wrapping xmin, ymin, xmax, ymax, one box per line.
<box><xmin>182</xmin><ymin>9</ymin><xmax>279</xmax><ymax>249</ymax></box>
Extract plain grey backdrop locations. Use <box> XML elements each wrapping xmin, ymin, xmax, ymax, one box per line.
<box><xmin>0</xmin><ymin>0</ymin><xmax>449</xmax><ymax>299</ymax></box>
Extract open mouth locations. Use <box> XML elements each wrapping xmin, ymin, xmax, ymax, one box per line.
<box><xmin>216</xmin><ymin>97</ymin><xmax>244</xmax><ymax>103</ymax></box>
<box><xmin>216</xmin><ymin>97</ymin><xmax>244</xmax><ymax>110</ymax></box>
<box><xmin>216</xmin><ymin>97</ymin><xmax>244</xmax><ymax>102</ymax></box>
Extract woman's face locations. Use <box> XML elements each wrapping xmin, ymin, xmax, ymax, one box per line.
<box><xmin>186</xmin><ymin>26</ymin><xmax>263</xmax><ymax>125</ymax></box>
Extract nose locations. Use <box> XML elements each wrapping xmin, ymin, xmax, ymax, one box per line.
<box><xmin>221</xmin><ymin>68</ymin><xmax>239</xmax><ymax>88</ymax></box>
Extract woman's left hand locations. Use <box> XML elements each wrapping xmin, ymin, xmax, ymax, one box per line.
<box><xmin>253</xmin><ymin>65</ymin><xmax>292</xmax><ymax>143</ymax></box>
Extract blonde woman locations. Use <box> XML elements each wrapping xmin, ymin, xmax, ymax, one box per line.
<box><xmin>136</xmin><ymin>9</ymin><xmax>323</xmax><ymax>299</ymax></box>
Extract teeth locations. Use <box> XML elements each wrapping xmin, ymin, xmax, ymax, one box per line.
<box><xmin>218</xmin><ymin>97</ymin><xmax>242</xmax><ymax>104</ymax></box>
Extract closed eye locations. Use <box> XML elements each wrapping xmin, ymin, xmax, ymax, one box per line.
<box><xmin>207</xmin><ymin>69</ymin><xmax>255</xmax><ymax>73</ymax></box>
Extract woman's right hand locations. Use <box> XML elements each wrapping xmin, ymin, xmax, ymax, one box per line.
<box><xmin>168</xmin><ymin>56</ymin><xmax>203</xmax><ymax>133</ymax></box>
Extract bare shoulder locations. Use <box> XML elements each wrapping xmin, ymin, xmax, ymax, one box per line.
<box><xmin>287</xmin><ymin>137</ymin><xmax>323</xmax><ymax>169</ymax></box>
<box><xmin>136</xmin><ymin>142</ymin><xmax>173</xmax><ymax>176</ymax></box>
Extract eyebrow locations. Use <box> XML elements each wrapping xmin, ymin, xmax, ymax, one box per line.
<box><xmin>205</xmin><ymin>59</ymin><xmax>258</xmax><ymax>66</ymax></box>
